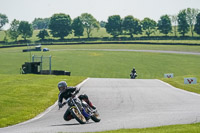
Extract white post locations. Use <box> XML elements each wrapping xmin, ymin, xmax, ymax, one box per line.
<box><xmin>40</xmin><ymin>55</ymin><xmax>43</xmax><ymax>71</ymax></box>
<box><xmin>49</xmin><ymin>55</ymin><xmax>52</xmax><ymax>74</ymax></box>
<box><xmin>32</xmin><ymin>55</ymin><xmax>35</xmax><ymax>62</ymax></box>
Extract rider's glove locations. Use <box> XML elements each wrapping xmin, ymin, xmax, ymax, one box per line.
<box><xmin>58</xmin><ymin>102</ymin><xmax>63</xmax><ymax>108</ymax></box>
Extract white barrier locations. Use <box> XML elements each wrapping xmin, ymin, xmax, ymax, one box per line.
<box><xmin>184</xmin><ymin>78</ymin><xmax>197</xmax><ymax>84</ymax></box>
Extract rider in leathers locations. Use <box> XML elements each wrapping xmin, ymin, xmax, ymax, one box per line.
<box><xmin>58</xmin><ymin>81</ymin><xmax>96</xmax><ymax>121</ymax></box>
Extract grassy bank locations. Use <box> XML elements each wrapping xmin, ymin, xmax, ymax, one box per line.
<box><xmin>92</xmin><ymin>123</ymin><xmax>200</xmax><ymax>133</ymax></box>
<box><xmin>162</xmin><ymin>75</ymin><xmax>200</xmax><ymax>94</ymax></box>
<box><xmin>0</xmin><ymin>74</ymin><xmax>85</xmax><ymax>127</ymax></box>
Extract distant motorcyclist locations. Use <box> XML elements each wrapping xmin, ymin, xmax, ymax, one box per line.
<box><xmin>57</xmin><ymin>81</ymin><xmax>96</xmax><ymax>121</ymax></box>
<box><xmin>130</xmin><ymin>67</ymin><xmax>137</xmax><ymax>79</ymax></box>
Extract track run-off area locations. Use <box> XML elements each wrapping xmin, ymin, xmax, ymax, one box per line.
<box><xmin>1</xmin><ymin>78</ymin><xmax>200</xmax><ymax>133</ymax></box>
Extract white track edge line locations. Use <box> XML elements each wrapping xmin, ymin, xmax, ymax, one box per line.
<box><xmin>156</xmin><ymin>79</ymin><xmax>200</xmax><ymax>97</ymax></box>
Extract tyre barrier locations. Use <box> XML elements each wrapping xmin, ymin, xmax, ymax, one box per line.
<box><xmin>40</xmin><ymin>70</ymin><xmax>71</xmax><ymax>76</ymax></box>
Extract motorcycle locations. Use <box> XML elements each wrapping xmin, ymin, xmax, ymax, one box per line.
<box><xmin>130</xmin><ymin>72</ymin><xmax>137</xmax><ymax>79</ymax></box>
<box><xmin>60</xmin><ymin>93</ymin><xmax>101</xmax><ymax>124</ymax></box>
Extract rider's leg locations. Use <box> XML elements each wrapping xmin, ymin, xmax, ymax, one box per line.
<box><xmin>79</xmin><ymin>94</ymin><xmax>96</xmax><ymax>109</ymax></box>
<box><xmin>86</xmin><ymin>99</ymin><xmax>96</xmax><ymax>109</ymax></box>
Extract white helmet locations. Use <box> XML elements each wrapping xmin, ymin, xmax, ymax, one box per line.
<box><xmin>58</xmin><ymin>81</ymin><xmax>67</xmax><ymax>91</ymax></box>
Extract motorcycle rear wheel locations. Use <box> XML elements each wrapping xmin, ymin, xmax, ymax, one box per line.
<box><xmin>70</xmin><ymin>107</ymin><xmax>86</xmax><ymax>124</ymax></box>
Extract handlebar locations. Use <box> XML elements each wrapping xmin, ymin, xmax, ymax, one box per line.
<box><xmin>58</xmin><ymin>87</ymin><xmax>81</xmax><ymax>110</ymax></box>
<box><xmin>58</xmin><ymin>101</ymin><xmax>67</xmax><ymax>110</ymax></box>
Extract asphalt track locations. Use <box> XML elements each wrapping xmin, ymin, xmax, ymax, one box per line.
<box><xmin>51</xmin><ymin>48</ymin><xmax>200</xmax><ymax>55</ymax></box>
<box><xmin>1</xmin><ymin>78</ymin><xmax>200</xmax><ymax>133</ymax></box>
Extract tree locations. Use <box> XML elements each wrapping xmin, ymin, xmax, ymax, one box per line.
<box><xmin>0</xmin><ymin>13</ymin><xmax>8</xmax><ymax>30</ymax></box>
<box><xmin>170</xmin><ymin>14</ymin><xmax>178</xmax><ymax>36</ymax></box>
<box><xmin>105</xmin><ymin>15</ymin><xmax>122</xmax><ymax>37</ymax></box>
<box><xmin>0</xmin><ymin>13</ymin><xmax>9</xmax><ymax>44</ymax></box>
<box><xmin>18</xmin><ymin>21</ymin><xmax>33</xmax><ymax>41</ymax></box>
<box><xmin>100</xmin><ymin>21</ymin><xmax>106</xmax><ymax>28</ymax></box>
<box><xmin>122</xmin><ymin>15</ymin><xmax>142</xmax><ymax>38</ymax></box>
<box><xmin>157</xmin><ymin>15</ymin><xmax>172</xmax><ymax>36</ymax></box>
<box><xmin>8</xmin><ymin>19</ymin><xmax>20</xmax><ymax>42</ymax></box>
<box><xmin>72</xmin><ymin>17</ymin><xmax>84</xmax><ymax>38</ymax></box>
<box><xmin>194</xmin><ymin>13</ymin><xmax>200</xmax><ymax>36</ymax></box>
<box><xmin>141</xmin><ymin>17</ymin><xmax>157</xmax><ymax>37</ymax></box>
<box><xmin>177</xmin><ymin>9</ymin><xmax>189</xmax><ymax>36</ymax></box>
<box><xmin>186</xmin><ymin>8</ymin><xmax>200</xmax><ymax>37</ymax></box>
<box><xmin>49</xmin><ymin>13</ymin><xmax>72</xmax><ymax>39</ymax></box>
<box><xmin>80</xmin><ymin>13</ymin><xmax>100</xmax><ymax>38</ymax></box>
<box><xmin>32</xmin><ymin>18</ymin><xmax>50</xmax><ymax>30</ymax></box>
<box><xmin>37</xmin><ymin>29</ymin><xmax>49</xmax><ymax>40</ymax></box>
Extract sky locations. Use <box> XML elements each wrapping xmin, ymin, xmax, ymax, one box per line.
<box><xmin>0</xmin><ymin>0</ymin><xmax>200</xmax><ymax>29</ymax></box>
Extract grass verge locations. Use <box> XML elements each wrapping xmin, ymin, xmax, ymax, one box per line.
<box><xmin>91</xmin><ymin>123</ymin><xmax>200</xmax><ymax>133</ymax></box>
<box><xmin>0</xmin><ymin>74</ymin><xmax>86</xmax><ymax>127</ymax></box>
<box><xmin>162</xmin><ymin>75</ymin><xmax>200</xmax><ymax>94</ymax></box>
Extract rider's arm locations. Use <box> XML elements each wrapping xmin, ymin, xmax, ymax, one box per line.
<box><xmin>68</xmin><ymin>87</ymin><xmax>80</xmax><ymax>95</ymax></box>
<box><xmin>74</xmin><ymin>87</ymin><xmax>80</xmax><ymax>94</ymax></box>
<box><xmin>58</xmin><ymin>92</ymin><xmax>64</xmax><ymax>108</ymax></box>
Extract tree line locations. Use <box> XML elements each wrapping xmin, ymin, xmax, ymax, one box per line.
<box><xmin>0</xmin><ymin>8</ymin><xmax>200</xmax><ymax>42</ymax></box>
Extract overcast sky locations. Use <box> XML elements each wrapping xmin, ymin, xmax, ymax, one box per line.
<box><xmin>0</xmin><ymin>0</ymin><xmax>200</xmax><ymax>29</ymax></box>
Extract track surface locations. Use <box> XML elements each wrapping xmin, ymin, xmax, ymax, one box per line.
<box><xmin>51</xmin><ymin>49</ymin><xmax>200</xmax><ymax>55</ymax></box>
<box><xmin>1</xmin><ymin>78</ymin><xmax>200</xmax><ymax>133</ymax></box>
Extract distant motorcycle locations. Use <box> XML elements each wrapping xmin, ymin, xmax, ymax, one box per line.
<box><xmin>130</xmin><ymin>72</ymin><xmax>137</xmax><ymax>79</ymax></box>
<box><xmin>60</xmin><ymin>93</ymin><xmax>101</xmax><ymax>124</ymax></box>
<box><xmin>130</xmin><ymin>67</ymin><xmax>137</xmax><ymax>79</ymax></box>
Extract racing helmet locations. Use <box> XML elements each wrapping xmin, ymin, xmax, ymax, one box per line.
<box><xmin>58</xmin><ymin>81</ymin><xmax>67</xmax><ymax>91</ymax></box>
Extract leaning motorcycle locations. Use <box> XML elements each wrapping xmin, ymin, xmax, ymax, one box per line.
<box><xmin>61</xmin><ymin>94</ymin><xmax>101</xmax><ymax>124</ymax></box>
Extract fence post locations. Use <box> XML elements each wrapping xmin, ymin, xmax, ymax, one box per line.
<box><xmin>40</xmin><ymin>56</ymin><xmax>42</xmax><ymax>73</ymax></box>
<box><xmin>49</xmin><ymin>55</ymin><xmax>52</xmax><ymax>74</ymax></box>
<box><xmin>32</xmin><ymin>55</ymin><xmax>34</xmax><ymax>62</ymax></box>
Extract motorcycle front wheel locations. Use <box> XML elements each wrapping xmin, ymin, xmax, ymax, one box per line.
<box><xmin>91</xmin><ymin>112</ymin><xmax>101</xmax><ymax>122</ymax></box>
<box><xmin>70</xmin><ymin>107</ymin><xmax>86</xmax><ymax>124</ymax></box>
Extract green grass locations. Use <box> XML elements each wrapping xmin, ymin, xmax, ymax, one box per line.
<box><xmin>91</xmin><ymin>123</ymin><xmax>200</xmax><ymax>133</ymax></box>
<box><xmin>162</xmin><ymin>75</ymin><xmax>200</xmax><ymax>94</ymax></box>
<box><xmin>0</xmin><ymin>44</ymin><xmax>200</xmax><ymax>131</ymax></box>
<box><xmin>0</xmin><ymin>74</ymin><xmax>86</xmax><ymax>127</ymax></box>
<box><xmin>0</xmin><ymin>44</ymin><xmax>200</xmax><ymax>79</ymax></box>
